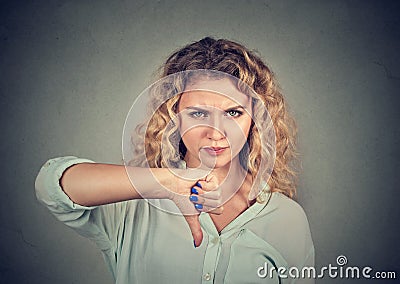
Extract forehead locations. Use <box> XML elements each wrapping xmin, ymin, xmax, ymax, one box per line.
<box><xmin>178</xmin><ymin>78</ymin><xmax>251</xmax><ymax>109</ymax></box>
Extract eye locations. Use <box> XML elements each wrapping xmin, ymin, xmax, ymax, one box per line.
<box><xmin>189</xmin><ymin>111</ymin><xmax>208</xmax><ymax>119</ymax></box>
<box><xmin>225</xmin><ymin>109</ymin><xmax>243</xmax><ymax>118</ymax></box>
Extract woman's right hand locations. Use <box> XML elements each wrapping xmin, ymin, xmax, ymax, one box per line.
<box><xmin>157</xmin><ymin>168</ymin><xmax>223</xmax><ymax>247</ymax></box>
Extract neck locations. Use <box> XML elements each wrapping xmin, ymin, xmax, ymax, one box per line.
<box><xmin>213</xmin><ymin>157</ymin><xmax>252</xmax><ymax>203</ymax></box>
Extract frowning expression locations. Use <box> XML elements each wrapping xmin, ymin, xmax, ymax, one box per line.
<box><xmin>177</xmin><ymin>78</ymin><xmax>253</xmax><ymax>170</ymax></box>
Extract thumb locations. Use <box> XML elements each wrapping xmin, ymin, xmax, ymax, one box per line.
<box><xmin>184</xmin><ymin>214</ymin><xmax>203</xmax><ymax>248</ymax></box>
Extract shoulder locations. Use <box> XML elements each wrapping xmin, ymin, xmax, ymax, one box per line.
<box><xmin>260</xmin><ymin>192</ymin><xmax>310</xmax><ymax>224</ymax></box>
<box><xmin>256</xmin><ymin>192</ymin><xmax>315</xmax><ymax>267</ymax></box>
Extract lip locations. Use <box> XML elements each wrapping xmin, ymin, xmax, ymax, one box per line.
<box><xmin>202</xmin><ymin>146</ymin><xmax>229</xmax><ymax>156</ymax></box>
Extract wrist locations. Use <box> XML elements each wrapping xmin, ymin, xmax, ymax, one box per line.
<box><xmin>150</xmin><ymin>168</ymin><xmax>176</xmax><ymax>199</ymax></box>
<box><xmin>124</xmin><ymin>166</ymin><xmax>170</xmax><ymax>199</ymax></box>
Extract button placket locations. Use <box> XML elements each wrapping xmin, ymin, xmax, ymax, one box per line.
<box><xmin>201</xmin><ymin>235</ymin><xmax>221</xmax><ymax>283</ymax></box>
<box><xmin>199</xmin><ymin>213</ymin><xmax>222</xmax><ymax>283</ymax></box>
<box><xmin>203</xmin><ymin>273</ymin><xmax>211</xmax><ymax>281</ymax></box>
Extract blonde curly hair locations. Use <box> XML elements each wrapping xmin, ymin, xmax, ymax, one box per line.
<box><xmin>129</xmin><ymin>37</ymin><xmax>299</xmax><ymax>199</ymax></box>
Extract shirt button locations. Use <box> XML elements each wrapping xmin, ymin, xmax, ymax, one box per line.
<box><xmin>212</xmin><ymin>237</ymin><xmax>219</xmax><ymax>244</ymax></box>
<box><xmin>203</xmin><ymin>273</ymin><xmax>211</xmax><ymax>281</ymax></box>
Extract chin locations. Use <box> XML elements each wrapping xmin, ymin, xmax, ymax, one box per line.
<box><xmin>210</xmin><ymin>159</ymin><xmax>232</xmax><ymax>170</ymax></box>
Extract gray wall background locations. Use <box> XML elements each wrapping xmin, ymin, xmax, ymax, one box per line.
<box><xmin>1</xmin><ymin>0</ymin><xmax>399</xmax><ymax>283</ymax></box>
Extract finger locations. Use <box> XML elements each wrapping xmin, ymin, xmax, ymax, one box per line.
<box><xmin>184</xmin><ymin>215</ymin><xmax>203</xmax><ymax>248</ymax></box>
<box><xmin>197</xmin><ymin>177</ymin><xmax>219</xmax><ymax>193</ymax></box>
<box><xmin>200</xmin><ymin>189</ymin><xmax>221</xmax><ymax>200</ymax></box>
<box><xmin>190</xmin><ymin>185</ymin><xmax>205</xmax><ymax>195</ymax></box>
<box><xmin>189</xmin><ymin>195</ymin><xmax>222</xmax><ymax>208</ymax></box>
<box><xmin>204</xmin><ymin>205</ymin><xmax>224</xmax><ymax>215</ymax></box>
<box><xmin>202</xmin><ymin>198</ymin><xmax>222</xmax><ymax>208</ymax></box>
<box><xmin>172</xmin><ymin>191</ymin><xmax>201</xmax><ymax>215</ymax></box>
<box><xmin>194</xmin><ymin>204</ymin><xmax>223</xmax><ymax>214</ymax></box>
<box><xmin>189</xmin><ymin>194</ymin><xmax>201</xmax><ymax>203</ymax></box>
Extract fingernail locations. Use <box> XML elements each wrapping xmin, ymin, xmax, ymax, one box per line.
<box><xmin>191</xmin><ymin>187</ymin><xmax>199</xmax><ymax>194</ymax></box>
<box><xmin>195</xmin><ymin>203</ymin><xmax>203</xmax><ymax>210</ymax></box>
<box><xmin>189</xmin><ymin>195</ymin><xmax>198</xmax><ymax>202</ymax></box>
<box><xmin>193</xmin><ymin>239</ymin><xmax>197</xmax><ymax>248</ymax></box>
<box><xmin>196</xmin><ymin>182</ymin><xmax>202</xmax><ymax>188</ymax></box>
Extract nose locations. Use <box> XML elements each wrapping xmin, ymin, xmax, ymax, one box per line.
<box><xmin>206</xmin><ymin>115</ymin><xmax>226</xmax><ymax>141</ymax></box>
<box><xmin>206</xmin><ymin>127</ymin><xmax>225</xmax><ymax>141</ymax></box>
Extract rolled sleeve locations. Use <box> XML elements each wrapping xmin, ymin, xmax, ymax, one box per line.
<box><xmin>34</xmin><ymin>156</ymin><xmax>122</xmax><ymax>251</ymax></box>
<box><xmin>35</xmin><ymin>156</ymin><xmax>96</xmax><ymax>213</ymax></box>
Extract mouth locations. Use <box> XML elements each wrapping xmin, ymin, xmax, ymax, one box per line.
<box><xmin>201</xmin><ymin>146</ymin><xmax>229</xmax><ymax>156</ymax></box>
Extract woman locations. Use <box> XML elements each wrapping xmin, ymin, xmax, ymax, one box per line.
<box><xmin>35</xmin><ymin>37</ymin><xmax>314</xmax><ymax>283</ymax></box>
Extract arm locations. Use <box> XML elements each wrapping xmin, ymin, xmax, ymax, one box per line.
<box><xmin>35</xmin><ymin>156</ymin><xmax>222</xmax><ymax>247</ymax></box>
<box><xmin>59</xmin><ymin>162</ymin><xmax>174</xmax><ymax>207</ymax></box>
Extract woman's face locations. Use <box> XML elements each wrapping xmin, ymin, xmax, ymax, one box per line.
<box><xmin>177</xmin><ymin>78</ymin><xmax>253</xmax><ymax>170</ymax></box>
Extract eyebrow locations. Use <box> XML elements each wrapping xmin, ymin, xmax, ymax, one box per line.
<box><xmin>185</xmin><ymin>105</ymin><xmax>246</xmax><ymax>111</ymax></box>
